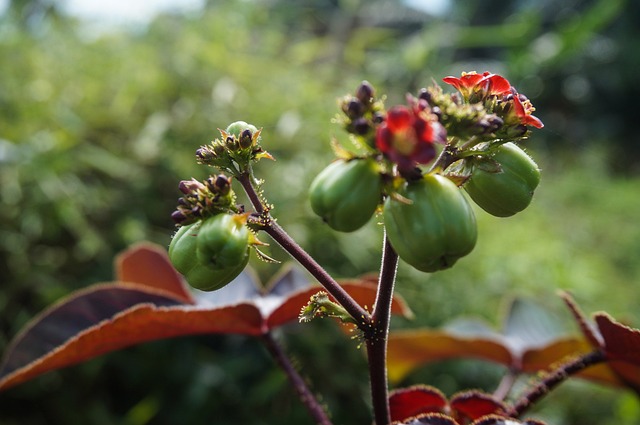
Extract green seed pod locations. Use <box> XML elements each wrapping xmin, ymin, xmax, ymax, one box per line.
<box><xmin>464</xmin><ymin>142</ymin><xmax>540</xmax><ymax>217</ymax></box>
<box><xmin>309</xmin><ymin>158</ymin><xmax>383</xmax><ymax>232</ymax></box>
<box><xmin>383</xmin><ymin>173</ymin><xmax>477</xmax><ymax>272</ymax></box>
<box><xmin>196</xmin><ymin>213</ymin><xmax>250</xmax><ymax>269</ymax></box>
<box><xmin>168</xmin><ymin>217</ymin><xmax>249</xmax><ymax>291</ymax></box>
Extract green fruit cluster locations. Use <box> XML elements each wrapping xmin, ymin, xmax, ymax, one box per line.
<box><xmin>384</xmin><ymin>174</ymin><xmax>477</xmax><ymax>272</ymax></box>
<box><xmin>464</xmin><ymin>142</ymin><xmax>540</xmax><ymax>217</ymax></box>
<box><xmin>169</xmin><ymin>214</ymin><xmax>250</xmax><ymax>291</ymax></box>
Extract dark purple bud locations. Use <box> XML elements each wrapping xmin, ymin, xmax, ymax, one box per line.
<box><xmin>171</xmin><ymin>210</ymin><xmax>188</xmax><ymax>224</ymax></box>
<box><xmin>226</xmin><ymin>136</ymin><xmax>240</xmax><ymax>151</ymax></box>
<box><xmin>214</xmin><ymin>174</ymin><xmax>231</xmax><ymax>194</ymax></box>
<box><xmin>179</xmin><ymin>179</ymin><xmax>205</xmax><ymax>194</ymax></box>
<box><xmin>372</xmin><ymin>112</ymin><xmax>385</xmax><ymax>124</ymax></box>
<box><xmin>343</xmin><ymin>98</ymin><xmax>364</xmax><ymax>119</ymax></box>
<box><xmin>352</xmin><ymin>117</ymin><xmax>370</xmax><ymax>135</ymax></box>
<box><xmin>356</xmin><ymin>81</ymin><xmax>375</xmax><ymax>104</ymax></box>
<box><xmin>239</xmin><ymin>129</ymin><xmax>253</xmax><ymax>149</ymax></box>
<box><xmin>417</xmin><ymin>88</ymin><xmax>432</xmax><ymax>104</ymax></box>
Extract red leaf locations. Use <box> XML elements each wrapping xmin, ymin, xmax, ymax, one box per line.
<box><xmin>0</xmin><ymin>283</ymin><xmax>193</xmax><ymax>391</ymax></box>
<box><xmin>389</xmin><ymin>385</ymin><xmax>448</xmax><ymax>423</ymax></box>
<box><xmin>0</xmin><ymin>243</ymin><xmax>414</xmax><ymax>392</ymax></box>
<box><xmin>388</xmin><ymin>297</ymin><xmax>621</xmax><ymax>387</ymax></box>
<box><xmin>387</xmin><ymin>328</ymin><xmax>513</xmax><ymax>383</ymax></box>
<box><xmin>395</xmin><ymin>413</ymin><xmax>460</xmax><ymax>425</ymax></box>
<box><xmin>115</xmin><ymin>242</ymin><xmax>194</xmax><ymax>304</ymax></box>
<box><xmin>595</xmin><ymin>313</ymin><xmax>640</xmax><ymax>392</ymax></box>
<box><xmin>449</xmin><ymin>390</ymin><xmax>506</xmax><ymax>422</ymax></box>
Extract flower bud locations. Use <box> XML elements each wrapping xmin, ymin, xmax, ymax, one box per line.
<box><xmin>355</xmin><ymin>80</ymin><xmax>375</xmax><ymax>105</ymax></box>
<box><xmin>239</xmin><ymin>129</ymin><xmax>253</xmax><ymax>149</ymax></box>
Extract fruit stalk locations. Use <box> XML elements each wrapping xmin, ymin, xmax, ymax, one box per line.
<box><xmin>237</xmin><ymin>172</ymin><xmax>373</xmax><ymax>330</ymax></box>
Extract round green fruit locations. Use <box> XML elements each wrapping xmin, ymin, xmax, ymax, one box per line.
<box><xmin>464</xmin><ymin>142</ymin><xmax>540</xmax><ymax>217</ymax></box>
<box><xmin>383</xmin><ymin>173</ymin><xmax>477</xmax><ymax>272</ymax></box>
<box><xmin>196</xmin><ymin>213</ymin><xmax>250</xmax><ymax>269</ymax></box>
<box><xmin>168</xmin><ymin>219</ymin><xmax>249</xmax><ymax>291</ymax></box>
<box><xmin>225</xmin><ymin>121</ymin><xmax>258</xmax><ymax>137</ymax></box>
<box><xmin>309</xmin><ymin>158</ymin><xmax>383</xmax><ymax>232</ymax></box>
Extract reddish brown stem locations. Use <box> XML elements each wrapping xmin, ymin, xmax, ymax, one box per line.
<box><xmin>236</xmin><ymin>173</ymin><xmax>372</xmax><ymax>331</ymax></box>
<box><xmin>506</xmin><ymin>350</ymin><xmax>605</xmax><ymax>417</ymax></box>
<box><xmin>366</xmin><ymin>233</ymin><xmax>399</xmax><ymax>425</ymax></box>
<box><xmin>261</xmin><ymin>332</ymin><xmax>332</xmax><ymax>425</ymax></box>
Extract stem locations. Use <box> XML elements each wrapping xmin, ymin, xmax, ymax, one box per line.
<box><xmin>366</xmin><ymin>232</ymin><xmax>399</xmax><ymax>425</ymax></box>
<box><xmin>506</xmin><ymin>350</ymin><xmax>606</xmax><ymax>418</ymax></box>
<box><xmin>261</xmin><ymin>332</ymin><xmax>333</xmax><ymax>425</ymax></box>
<box><xmin>429</xmin><ymin>144</ymin><xmax>460</xmax><ymax>173</ymax></box>
<box><xmin>493</xmin><ymin>368</ymin><xmax>519</xmax><ymax>401</ymax></box>
<box><xmin>237</xmin><ymin>172</ymin><xmax>372</xmax><ymax>330</ymax></box>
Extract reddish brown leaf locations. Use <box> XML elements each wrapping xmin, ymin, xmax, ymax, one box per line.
<box><xmin>0</xmin><ymin>283</ymin><xmax>193</xmax><ymax>391</ymax></box>
<box><xmin>471</xmin><ymin>415</ymin><xmax>532</xmax><ymax>425</ymax></box>
<box><xmin>387</xmin><ymin>297</ymin><xmax>621</xmax><ymax>388</ymax></box>
<box><xmin>450</xmin><ymin>390</ymin><xmax>506</xmax><ymax>422</ymax></box>
<box><xmin>595</xmin><ymin>313</ymin><xmax>640</xmax><ymax>392</ymax></box>
<box><xmin>559</xmin><ymin>292</ymin><xmax>602</xmax><ymax>349</ymax></box>
<box><xmin>387</xmin><ymin>329</ymin><xmax>513</xmax><ymax>383</ymax></box>
<box><xmin>116</xmin><ymin>242</ymin><xmax>194</xmax><ymax>304</ymax></box>
<box><xmin>521</xmin><ymin>338</ymin><xmax>621</xmax><ymax>386</ymax></box>
<box><xmin>389</xmin><ymin>385</ymin><xmax>448</xmax><ymax>423</ymax></box>
<box><xmin>395</xmin><ymin>413</ymin><xmax>460</xmax><ymax>425</ymax></box>
<box><xmin>0</xmin><ymin>243</ymin><xmax>413</xmax><ymax>392</ymax></box>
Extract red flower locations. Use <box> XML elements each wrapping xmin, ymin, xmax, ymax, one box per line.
<box><xmin>376</xmin><ymin>101</ymin><xmax>446</xmax><ymax>171</ymax></box>
<box><xmin>513</xmin><ymin>94</ymin><xmax>544</xmax><ymax>129</ymax></box>
<box><xmin>443</xmin><ymin>71</ymin><xmax>512</xmax><ymax>101</ymax></box>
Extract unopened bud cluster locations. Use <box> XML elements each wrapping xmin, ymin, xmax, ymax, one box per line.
<box><xmin>337</xmin><ymin>81</ymin><xmax>386</xmax><ymax>145</ymax></box>
<box><xmin>196</xmin><ymin>121</ymin><xmax>272</xmax><ymax>177</ymax></box>
<box><xmin>171</xmin><ymin>174</ymin><xmax>236</xmax><ymax>226</ymax></box>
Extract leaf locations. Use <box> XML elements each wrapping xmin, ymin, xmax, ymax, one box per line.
<box><xmin>0</xmin><ymin>243</ymin><xmax>412</xmax><ymax>392</ymax></box>
<box><xmin>387</xmin><ymin>328</ymin><xmax>512</xmax><ymax>383</ymax></box>
<box><xmin>595</xmin><ymin>313</ymin><xmax>640</xmax><ymax>393</ymax></box>
<box><xmin>389</xmin><ymin>385</ymin><xmax>448</xmax><ymax>423</ymax></box>
<box><xmin>471</xmin><ymin>415</ymin><xmax>545</xmax><ymax>425</ymax></box>
<box><xmin>394</xmin><ymin>413</ymin><xmax>459</xmax><ymax>425</ymax></box>
<box><xmin>115</xmin><ymin>241</ymin><xmax>194</xmax><ymax>303</ymax></box>
<box><xmin>387</xmin><ymin>297</ymin><xmax>618</xmax><ymax>386</ymax></box>
<box><xmin>450</xmin><ymin>391</ymin><xmax>506</xmax><ymax>422</ymax></box>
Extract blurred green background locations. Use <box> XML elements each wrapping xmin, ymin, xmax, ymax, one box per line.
<box><xmin>1</xmin><ymin>0</ymin><xmax>639</xmax><ymax>423</ymax></box>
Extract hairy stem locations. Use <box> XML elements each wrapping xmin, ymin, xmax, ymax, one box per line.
<box><xmin>506</xmin><ymin>350</ymin><xmax>606</xmax><ymax>417</ymax></box>
<box><xmin>237</xmin><ymin>172</ymin><xmax>372</xmax><ymax>330</ymax></box>
<box><xmin>261</xmin><ymin>332</ymin><xmax>332</xmax><ymax>425</ymax></box>
<box><xmin>366</xmin><ymin>233</ymin><xmax>399</xmax><ymax>425</ymax></box>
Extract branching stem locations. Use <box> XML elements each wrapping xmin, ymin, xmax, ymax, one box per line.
<box><xmin>506</xmin><ymin>350</ymin><xmax>606</xmax><ymax>418</ymax></box>
<box><xmin>237</xmin><ymin>172</ymin><xmax>372</xmax><ymax>330</ymax></box>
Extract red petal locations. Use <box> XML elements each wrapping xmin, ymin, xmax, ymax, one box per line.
<box><xmin>484</xmin><ymin>75</ymin><xmax>512</xmax><ymax>96</ymax></box>
<box><xmin>387</xmin><ymin>106</ymin><xmax>413</xmax><ymax>132</ymax></box>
